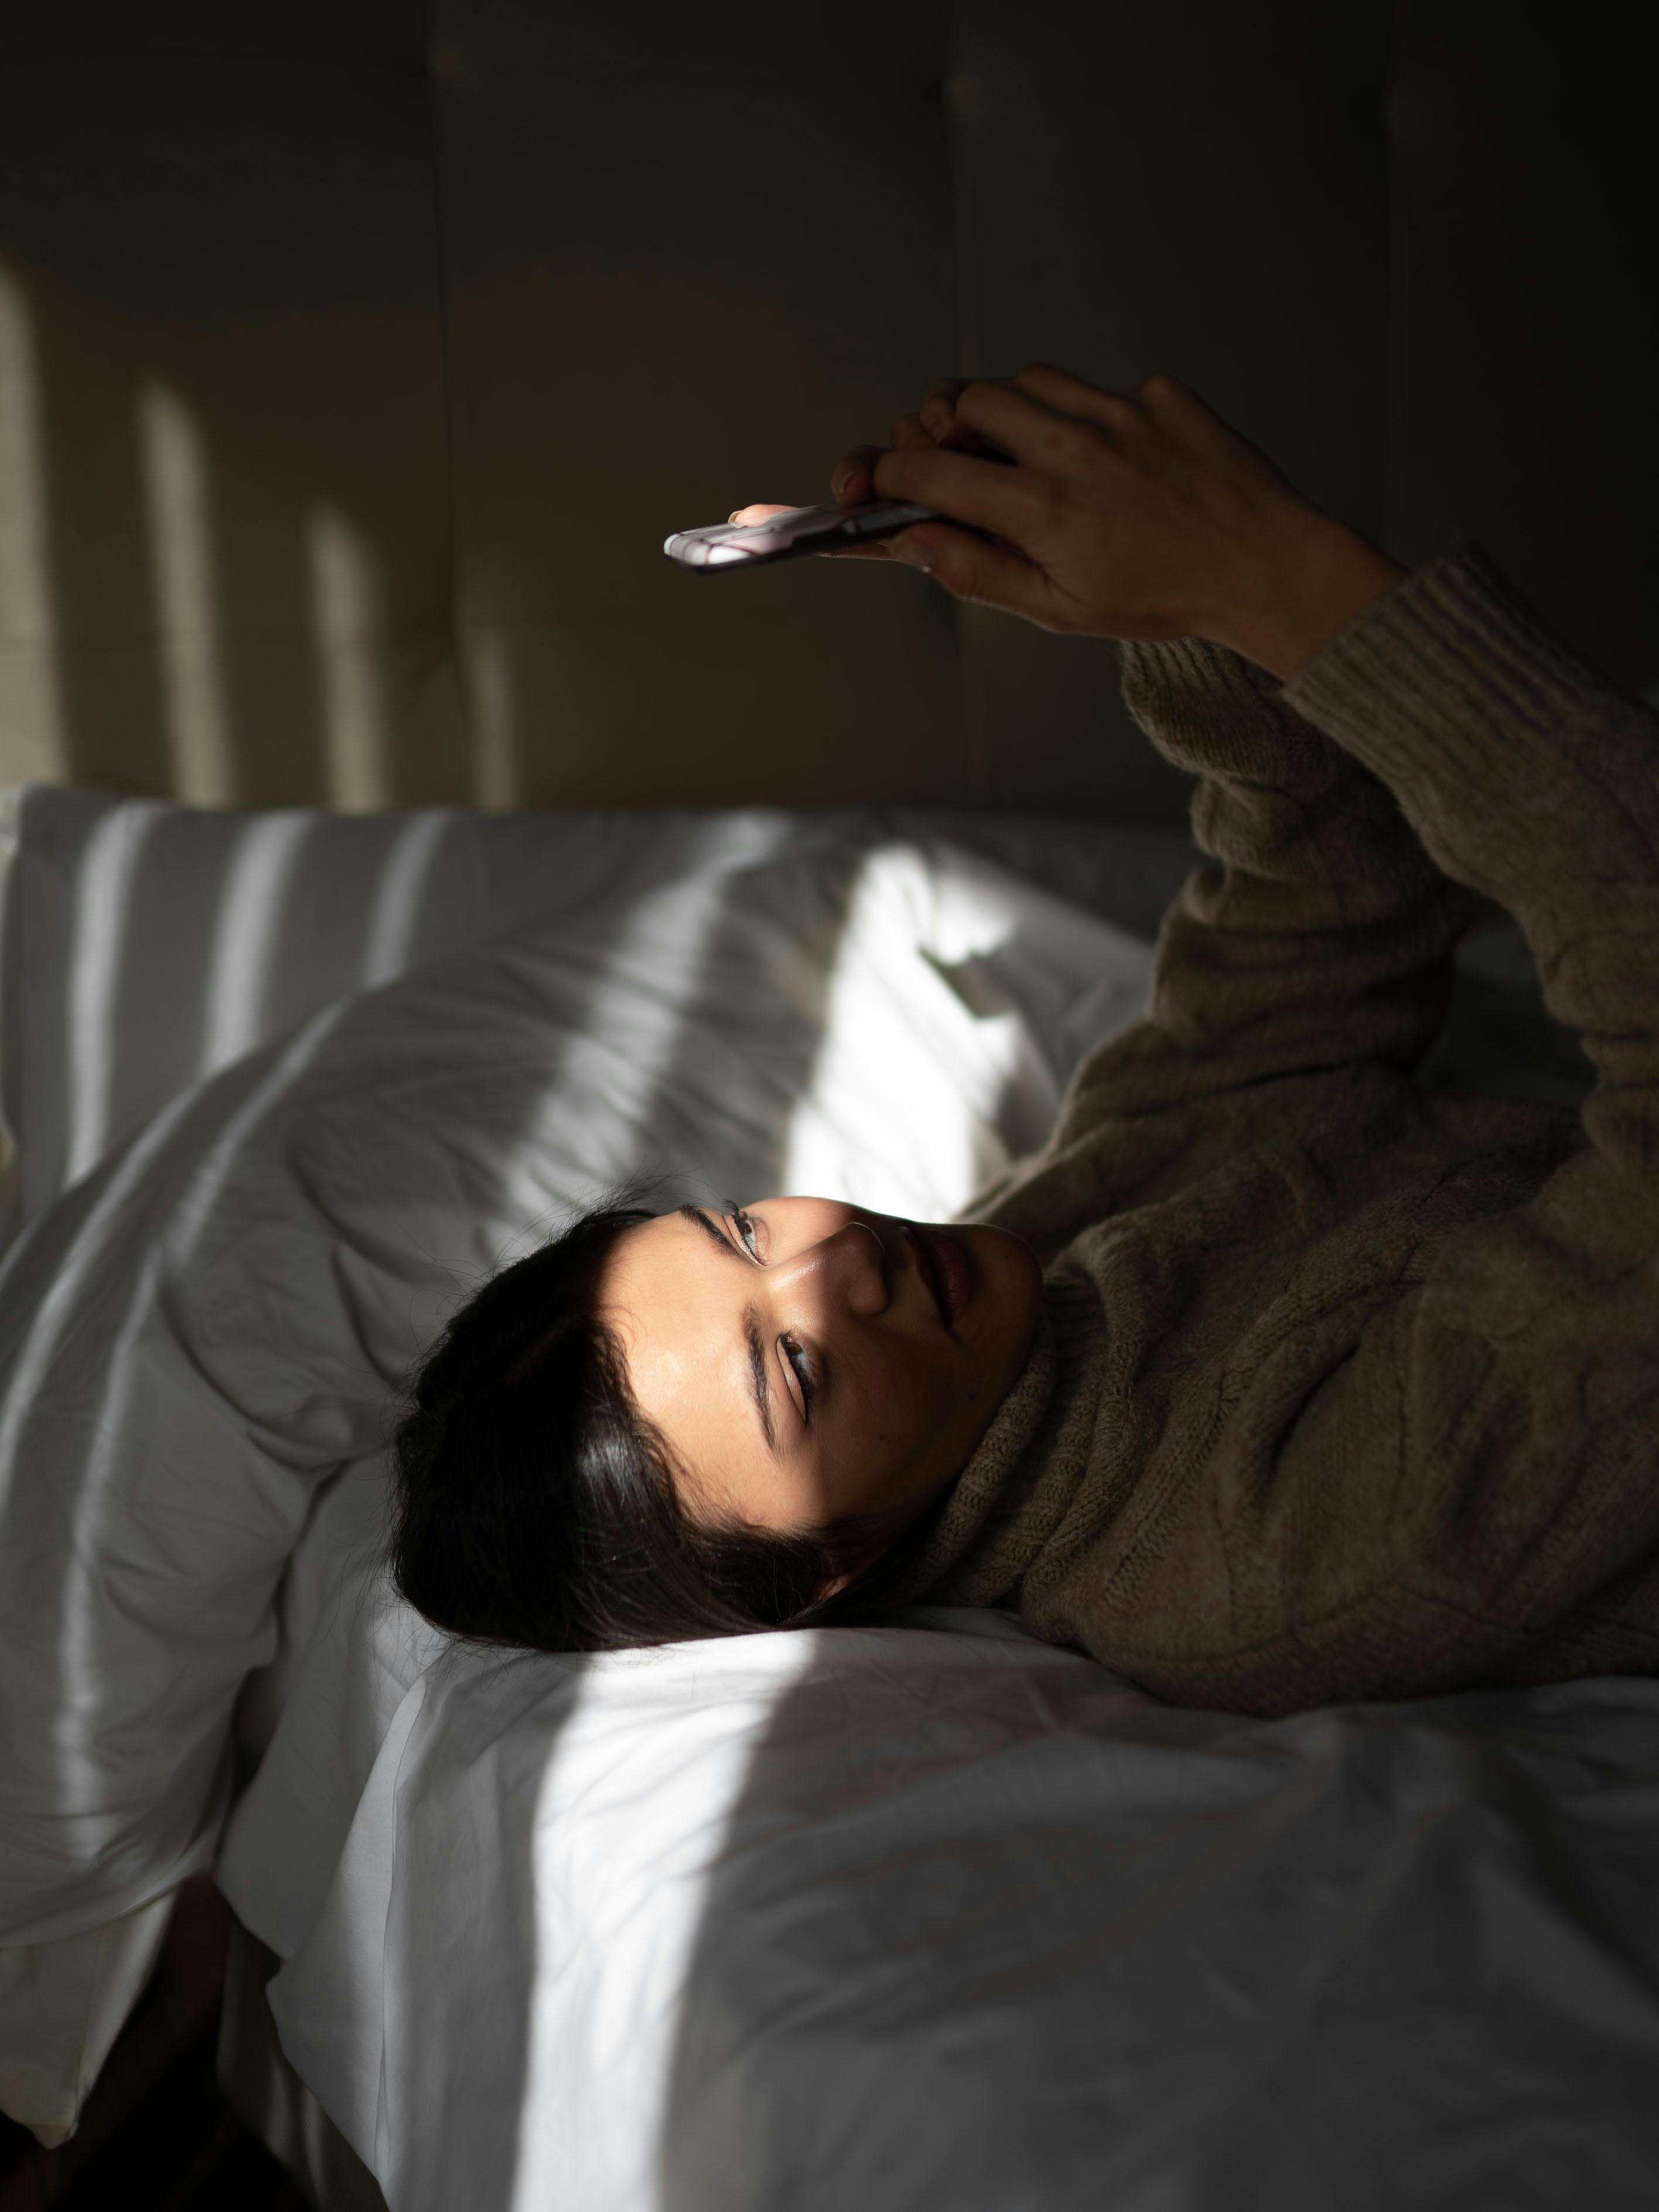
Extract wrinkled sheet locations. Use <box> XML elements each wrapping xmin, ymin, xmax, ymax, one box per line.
<box><xmin>224</xmin><ymin>1556</ymin><xmax>1659</xmax><ymax>2212</ymax></box>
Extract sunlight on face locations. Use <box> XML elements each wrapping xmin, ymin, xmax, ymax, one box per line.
<box><xmin>600</xmin><ymin>1198</ymin><xmax>1042</xmax><ymax>1586</ymax></box>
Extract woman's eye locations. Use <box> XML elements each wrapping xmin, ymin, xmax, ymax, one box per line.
<box><xmin>779</xmin><ymin>1333</ymin><xmax>814</xmax><ymax>1421</ymax></box>
<box><xmin>731</xmin><ymin>1207</ymin><xmax>761</xmax><ymax>1258</ymax></box>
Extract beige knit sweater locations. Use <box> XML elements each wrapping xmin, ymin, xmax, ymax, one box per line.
<box><xmin>900</xmin><ymin>540</ymin><xmax>1659</xmax><ymax>1716</ymax></box>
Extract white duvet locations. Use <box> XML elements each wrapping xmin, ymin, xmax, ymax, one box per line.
<box><xmin>3</xmin><ymin>791</ymin><xmax>1657</xmax><ymax>2210</ymax></box>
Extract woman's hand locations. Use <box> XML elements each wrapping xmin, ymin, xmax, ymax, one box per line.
<box><xmin>818</xmin><ymin>366</ymin><xmax>1408</xmax><ymax>681</ymax></box>
<box><xmin>723</xmin><ymin>400</ymin><xmax>965</xmax><ymax>540</ymax></box>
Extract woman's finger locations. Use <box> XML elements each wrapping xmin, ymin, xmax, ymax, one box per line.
<box><xmin>950</xmin><ymin>376</ymin><xmax>1112</xmax><ymax>468</ymax></box>
<box><xmin>835</xmin><ymin>414</ymin><xmax>945</xmax><ymax>509</ymax></box>
<box><xmin>919</xmin><ymin>377</ymin><xmax>969</xmax><ymax>443</ymax></box>
<box><xmin>830</xmin><ymin>386</ymin><xmax>1015</xmax><ymax>516</ymax></box>
<box><xmin>830</xmin><ymin>443</ymin><xmax>885</xmax><ymax>506</ymax></box>
<box><xmin>1010</xmin><ymin>361</ymin><xmax>1142</xmax><ymax>431</ymax></box>
<box><xmin>872</xmin><ymin>443</ymin><xmax>1043</xmax><ymax>536</ymax></box>
<box><xmin>923</xmin><ymin>375</ymin><xmax>1039</xmax><ymax>461</ymax></box>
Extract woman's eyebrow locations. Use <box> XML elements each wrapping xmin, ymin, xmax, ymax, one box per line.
<box><xmin>680</xmin><ymin>1203</ymin><xmax>745</xmax><ymax>1258</ymax></box>
<box><xmin>678</xmin><ymin>1206</ymin><xmax>781</xmax><ymax>1457</ymax></box>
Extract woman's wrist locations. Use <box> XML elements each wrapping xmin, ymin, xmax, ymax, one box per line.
<box><xmin>1203</xmin><ymin>513</ymin><xmax>1409</xmax><ymax>682</ymax></box>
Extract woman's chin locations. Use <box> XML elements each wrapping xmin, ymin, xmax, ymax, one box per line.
<box><xmin>963</xmin><ymin>1222</ymin><xmax>1043</xmax><ymax>1371</ymax></box>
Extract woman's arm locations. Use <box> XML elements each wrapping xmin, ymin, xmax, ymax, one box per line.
<box><xmin>1108</xmin><ymin>553</ymin><xmax>1659</xmax><ymax>1711</ymax></box>
<box><xmin>1067</xmin><ymin>625</ymin><xmax>1476</xmax><ymax>1119</ymax></box>
<box><xmin>824</xmin><ymin>368</ymin><xmax>1476</xmax><ymax>1115</ymax></box>
<box><xmin>1284</xmin><ymin>541</ymin><xmax>1659</xmax><ymax>1192</ymax></box>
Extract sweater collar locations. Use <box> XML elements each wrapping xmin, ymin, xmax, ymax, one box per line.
<box><xmin>893</xmin><ymin>1267</ymin><xmax>1107</xmax><ymax>1609</ymax></box>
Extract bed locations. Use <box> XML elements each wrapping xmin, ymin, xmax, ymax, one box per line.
<box><xmin>1</xmin><ymin>785</ymin><xmax>1654</xmax><ymax>2210</ymax></box>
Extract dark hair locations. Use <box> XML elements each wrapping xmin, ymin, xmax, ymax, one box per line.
<box><xmin>388</xmin><ymin>1200</ymin><xmax>951</xmax><ymax>1653</ymax></box>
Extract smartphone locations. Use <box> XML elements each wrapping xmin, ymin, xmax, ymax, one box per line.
<box><xmin>663</xmin><ymin>499</ymin><xmax>940</xmax><ymax>570</ymax></box>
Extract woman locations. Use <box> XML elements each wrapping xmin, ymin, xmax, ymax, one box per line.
<box><xmin>392</xmin><ymin>366</ymin><xmax>1659</xmax><ymax>1716</ymax></box>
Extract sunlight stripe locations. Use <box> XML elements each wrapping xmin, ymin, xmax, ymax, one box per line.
<box><xmin>139</xmin><ymin>384</ymin><xmax>235</xmax><ymax>806</ymax></box>
<box><xmin>64</xmin><ymin>804</ymin><xmax>167</xmax><ymax>1186</ymax></box>
<box><xmin>200</xmin><ymin>813</ymin><xmax>314</xmax><ymax>1074</ymax></box>
<box><xmin>362</xmin><ymin>813</ymin><xmax>449</xmax><ymax>989</ymax></box>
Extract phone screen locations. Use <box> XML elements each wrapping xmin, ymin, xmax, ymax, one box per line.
<box><xmin>663</xmin><ymin>500</ymin><xmax>939</xmax><ymax>570</ymax></box>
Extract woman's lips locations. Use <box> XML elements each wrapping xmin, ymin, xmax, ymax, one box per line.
<box><xmin>909</xmin><ymin>1224</ymin><xmax>974</xmax><ymax>1329</ymax></box>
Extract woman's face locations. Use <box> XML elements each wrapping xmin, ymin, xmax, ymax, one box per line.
<box><xmin>600</xmin><ymin>1198</ymin><xmax>1042</xmax><ymax>1588</ymax></box>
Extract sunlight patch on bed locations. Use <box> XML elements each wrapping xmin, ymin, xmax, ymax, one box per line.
<box><xmin>201</xmin><ymin>813</ymin><xmax>315</xmax><ymax>1074</ymax></box>
<box><xmin>780</xmin><ymin>845</ymin><xmax>1069</xmax><ymax>1221</ymax></box>
<box><xmin>511</xmin><ymin>1633</ymin><xmax>823</xmax><ymax>2211</ymax></box>
<box><xmin>65</xmin><ymin>803</ymin><xmax>169</xmax><ymax>1187</ymax></box>
<box><xmin>485</xmin><ymin>820</ymin><xmax>796</xmax><ymax>1259</ymax></box>
<box><xmin>361</xmin><ymin>811</ymin><xmax>449</xmax><ymax>989</ymax></box>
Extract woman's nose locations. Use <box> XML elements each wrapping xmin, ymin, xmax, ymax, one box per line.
<box><xmin>777</xmin><ymin>1219</ymin><xmax>889</xmax><ymax>1317</ymax></box>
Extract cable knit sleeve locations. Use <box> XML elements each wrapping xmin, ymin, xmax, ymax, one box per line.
<box><xmin>1282</xmin><ymin>540</ymin><xmax>1659</xmax><ymax>1193</ymax></box>
<box><xmin>1052</xmin><ymin>610</ymin><xmax>1476</xmax><ymax>1138</ymax></box>
<box><xmin>1126</xmin><ymin>542</ymin><xmax>1659</xmax><ymax>1705</ymax></box>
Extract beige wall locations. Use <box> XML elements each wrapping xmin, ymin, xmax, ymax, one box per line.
<box><xmin>0</xmin><ymin>2</ymin><xmax>1653</xmax><ymax>822</ymax></box>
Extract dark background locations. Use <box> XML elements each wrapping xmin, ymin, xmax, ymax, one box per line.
<box><xmin>1</xmin><ymin>2</ymin><xmax>1653</xmax><ymax>823</ymax></box>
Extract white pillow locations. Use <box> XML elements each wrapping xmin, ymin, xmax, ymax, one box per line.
<box><xmin>0</xmin><ymin>822</ymin><xmax>1155</xmax><ymax>1948</ymax></box>
<box><xmin>0</xmin><ymin>786</ymin><xmax>841</xmax><ymax>1238</ymax></box>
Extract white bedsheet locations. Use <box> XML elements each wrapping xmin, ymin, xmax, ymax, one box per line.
<box><xmin>5</xmin><ymin>790</ymin><xmax>1655</xmax><ymax>2207</ymax></box>
<box><xmin>223</xmin><ymin>1544</ymin><xmax>1659</xmax><ymax>2212</ymax></box>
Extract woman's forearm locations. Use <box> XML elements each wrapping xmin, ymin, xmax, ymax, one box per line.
<box><xmin>1047</xmin><ymin>630</ymin><xmax>1468</xmax><ymax>1128</ymax></box>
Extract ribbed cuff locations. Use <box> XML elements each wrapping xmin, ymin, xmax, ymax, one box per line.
<box><xmin>1121</xmin><ymin>633</ymin><xmax>1331</xmax><ymax>787</ymax></box>
<box><xmin>1122</xmin><ymin>632</ymin><xmax>1279</xmax><ymax>705</ymax></box>
<box><xmin>1282</xmin><ymin>540</ymin><xmax>1659</xmax><ymax>890</ymax></box>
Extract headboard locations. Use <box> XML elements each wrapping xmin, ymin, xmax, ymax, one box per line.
<box><xmin>0</xmin><ymin>1</ymin><xmax>1653</xmax><ymax>820</ymax></box>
